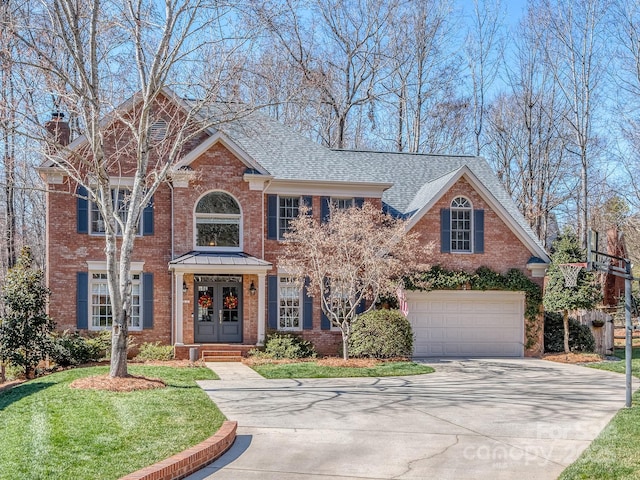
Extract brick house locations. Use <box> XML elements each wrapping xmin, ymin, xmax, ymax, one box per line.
<box><xmin>38</xmin><ymin>94</ymin><xmax>550</xmax><ymax>359</ymax></box>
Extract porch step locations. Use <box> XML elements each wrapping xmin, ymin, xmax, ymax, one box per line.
<box><xmin>202</xmin><ymin>350</ymin><xmax>243</xmax><ymax>362</ymax></box>
<box><xmin>174</xmin><ymin>344</ymin><xmax>255</xmax><ymax>361</ymax></box>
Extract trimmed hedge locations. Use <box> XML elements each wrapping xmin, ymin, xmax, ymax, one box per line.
<box><xmin>544</xmin><ymin>311</ymin><xmax>595</xmax><ymax>353</ymax></box>
<box><xmin>349</xmin><ymin>309</ymin><xmax>413</xmax><ymax>358</ymax></box>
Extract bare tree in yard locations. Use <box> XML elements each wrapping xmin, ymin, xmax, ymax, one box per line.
<box><xmin>279</xmin><ymin>203</ymin><xmax>431</xmax><ymax>360</ymax></box>
<box><xmin>465</xmin><ymin>0</ymin><xmax>505</xmax><ymax>156</ymax></box>
<box><xmin>382</xmin><ymin>0</ymin><xmax>467</xmax><ymax>154</ymax></box>
<box><xmin>485</xmin><ymin>10</ymin><xmax>574</xmax><ymax>249</ymax></box>
<box><xmin>1</xmin><ymin>0</ymin><xmax>19</xmax><ymax>273</ymax></box>
<box><xmin>534</xmin><ymin>0</ymin><xmax>610</xmax><ymax>249</ymax></box>
<box><xmin>258</xmin><ymin>0</ymin><xmax>396</xmax><ymax>149</ymax></box>
<box><xmin>11</xmin><ymin>0</ymin><xmax>258</xmax><ymax>378</ymax></box>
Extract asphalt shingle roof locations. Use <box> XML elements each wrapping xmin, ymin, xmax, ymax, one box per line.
<box><xmin>213</xmin><ymin>111</ymin><xmax>546</xmax><ymax>254</ymax></box>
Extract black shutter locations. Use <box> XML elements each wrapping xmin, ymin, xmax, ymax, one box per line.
<box><xmin>142</xmin><ymin>273</ymin><xmax>154</xmax><ymax>329</ymax></box>
<box><xmin>321</xmin><ymin>311</ymin><xmax>331</xmax><ymax>330</ymax></box>
<box><xmin>268</xmin><ymin>275</ymin><xmax>278</xmax><ymax>329</ymax></box>
<box><xmin>77</xmin><ymin>186</ymin><xmax>89</xmax><ymax>234</ymax></box>
<box><xmin>354</xmin><ymin>197</ymin><xmax>364</xmax><ymax>208</ymax></box>
<box><xmin>474</xmin><ymin>209</ymin><xmax>484</xmax><ymax>254</ymax></box>
<box><xmin>440</xmin><ymin>208</ymin><xmax>451</xmax><ymax>253</ymax></box>
<box><xmin>142</xmin><ymin>197</ymin><xmax>154</xmax><ymax>236</ymax></box>
<box><xmin>76</xmin><ymin>272</ymin><xmax>88</xmax><ymax>329</ymax></box>
<box><xmin>267</xmin><ymin>195</ymin><xmax>278</xmax><ymax>240</ymax></box>
<box><xmin>321</xmin><ymin>196</ymin><xmax>331</xmax><ymax>223</ymax></box>
<box><xmin>303</xmin><ymin>278</ymin><xmax>313</xmax><ymax>330</ymax></box>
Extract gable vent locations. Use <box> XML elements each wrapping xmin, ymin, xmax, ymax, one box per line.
<box><xmin>150</xmin><ymin>119</ymin><xmax>168</xmax><ymax>141</ymax></box>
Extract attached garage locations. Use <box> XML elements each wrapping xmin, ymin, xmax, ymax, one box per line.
<box><xmin>406</xmin><ymin>290</ymin><xmax>525</xmax><ymax>357</ymax></box>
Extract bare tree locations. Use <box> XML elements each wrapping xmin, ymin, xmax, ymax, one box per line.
<box><xmin>535</xmin><ymin>0</ymin><xmax>610</xmax><ymax>248</ymax></box>
<box><xmin>485</xmin><ymin>9</ymin><xmax>575</xmax><ymax>248</ymax></box>
<box><xmin>258</xmin><ymin>0</ymin><xmax>397</xmax><ymax>149</ymax></box>
<box><xmin>279</xmin><ymin>203</ymin><xmax>431</xmax><ymax>359</ymax></box>
<box><xmin>12</xmin><ymin>0</ymin><xmax>259</xmax><ymax>378</ymax></box>
<box><xmin>465</xmin><ymin>0</ymin><xmax>505</xmax><ymax>156</ymax></box>
<box><xmin>380</xmin><ymin>0</ymin><xmax>467</xmax><ymax>154</ymax></box>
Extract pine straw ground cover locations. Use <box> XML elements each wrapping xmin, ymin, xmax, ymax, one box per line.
<box><xmin>244</xmin><ymin>357</ymin><xmax>435</xmax><ymax>379</ymax></box>
<box><xmin>0</xmin><ymin>365</ymin><xmax>222</xmax><ymax>480</ymax></box>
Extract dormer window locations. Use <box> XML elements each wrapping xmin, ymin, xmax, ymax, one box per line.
<box><xmin>195</xmin><ymin>191</ymin><xmax>242</xmax><ymax>249</ymax></box>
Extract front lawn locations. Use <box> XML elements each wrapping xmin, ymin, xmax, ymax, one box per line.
<box><xmin>250</xmin><ymin>360</ymin><xmax>434</xmax><ymax>379</ymax></box>
<box><xmin>559</xmin><ymin>348</ymin><xmax>640</xmax><ymax>479</ymax></box>
<box><xmin>0</xmin><ymin>365</ymin><xmax>222</xmax><ymax>480</ymax></box>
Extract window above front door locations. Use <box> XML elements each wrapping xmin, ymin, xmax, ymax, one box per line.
<box><xmin>194</xmin><ymin>191</ymin><xmax>242</xmax><ymax>250</ymax></box>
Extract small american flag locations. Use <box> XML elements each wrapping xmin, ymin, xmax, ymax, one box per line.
<box><xmin>397</xmin><ymin>285</ymin><xmax>408</xmax><ymax>317</ymax></box>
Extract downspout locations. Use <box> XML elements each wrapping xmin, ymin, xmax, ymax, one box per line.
<box><xmin>168</xmin><ymin>181</ymin><xmax>175</xmax><ymax>345</ymax></box>
<box><xmin>261</xmin><ymin>179</ymin><xmax>272</xmax><ymax>261</ymax></box>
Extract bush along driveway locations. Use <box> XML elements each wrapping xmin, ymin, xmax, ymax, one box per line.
<box><xmin>191</xmin><ymin>358</ymin><xmax>628</xmax><ymax>480</ymax></box>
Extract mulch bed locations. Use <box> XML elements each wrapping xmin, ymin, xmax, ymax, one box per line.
<box><xmin>70</xmin><ymin>374</ymin><xmax>166</xmax><ymax>392</ymax></box>
<box><xmin>543</xmin><ymin>352</ymin><xmax>605</xmax><ymax>364</ymax></box>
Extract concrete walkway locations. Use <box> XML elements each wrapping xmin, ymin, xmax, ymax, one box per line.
<box><xmin>189</xmin><ymin>358</ymin><xmax>630</xmax><ymax>480</ymax></box>
<box><xmin>205</xmin><ymin>362</ymin><xmax>264</xmax><ymax>381</ymax></box>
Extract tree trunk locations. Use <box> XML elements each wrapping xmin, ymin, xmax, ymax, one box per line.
<box><xmin>109</xmin><ymin>315</ymin><xmax>129</xmax><ymax>377</ymax></box>
<box><xmin>0</xmin><ymin>363</ymin><xmax>5</xmax><ymax>383</ymax></box>
<box><xmin>563</xmin><ymin>310</ymin><xmax>570</xmax><ymax>354</ymax></box>
<box><xmin>342</xmin><ymin>333</ymin><xmax>349</xmax><ymax>360</ymax></box>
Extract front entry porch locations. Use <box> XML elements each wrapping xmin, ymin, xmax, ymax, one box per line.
<box><xmin>169</xmin><ymin>251</ymin><xmax>272</xmax><ymax>349</ymax></box>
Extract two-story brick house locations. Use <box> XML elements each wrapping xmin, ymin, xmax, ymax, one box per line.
<box><xmin>39</xmin><ymin>93</ymin><xmax>550</xmax><ymax>359</ymax></box>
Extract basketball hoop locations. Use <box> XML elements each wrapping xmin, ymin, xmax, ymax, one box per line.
<box><xmin>559</xmin><ymin>263</ymin><xmax>586</xmax><ymax>287</ymax></box>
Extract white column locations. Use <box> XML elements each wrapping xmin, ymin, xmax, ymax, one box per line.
<box><xmin>175</xmin><ymin>271</ymin><xmax>184</xmax><ymax>345</ymax></box>
<box><xmin>257</xmin><ymin>273</ymin><xmax>266</xmax><ymax>345</ymax></box>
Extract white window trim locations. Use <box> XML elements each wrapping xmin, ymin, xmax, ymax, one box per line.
<box><xmin>89</xmin><ymin>184</ymin><xmax>144</xmax><ymax>237</ymax></box>
<box><xmin>193</xmin><ymin>190</ymin><xmax>243</xmax><ymax>252</ymax></box>
<box><xmin>450</xmin><ymin>196</ymin><xmax>473</xmax><ymax>253</ymax></box>
<box><xmin>277</xmin><ymin>195</ymin><xmax>302</xmax><ymax>240</ymax></box>
<box><xmin>277</xmin><ymin>275</ymin><xmax>303</xmax><ymax>331</ymax></box>
<box><xmin>87</xmin><ymin>267</ymin><xmax>144</xmax><ymax>331</ymax></box>
<box><xmin>331</xmin><ymin>197</ymin><xmax>354</xmax><ymax>210</ymax></box>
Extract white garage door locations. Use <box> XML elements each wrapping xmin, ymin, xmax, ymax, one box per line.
<box><xmin>406</xmin><ymin>290</ymin><xmax>525</xmax><ymax>357</ymax></box>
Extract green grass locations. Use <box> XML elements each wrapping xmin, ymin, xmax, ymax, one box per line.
<box><xmin>251</xmin><ymin>361</ymin><xmax>434</xmax><ymax>379</ymax></box>
<box><xmin>559</xmin><ymin>348</ymin><xmax>640</xmax><ymax>479</ymax></box>
<box><xmin>0</xmin><ymin>365</ymin><xmax>222</xmax><ymax>480</ymax></box>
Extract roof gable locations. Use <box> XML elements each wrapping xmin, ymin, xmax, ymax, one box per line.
<box><xmin>405</xmin><ymin>166</ymin><xmax>549</xmax><ymax>262</ymax></box>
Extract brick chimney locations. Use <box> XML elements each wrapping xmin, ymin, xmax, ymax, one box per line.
<box><xmin>44</xmin><ymin>112</ymin><xmax>71</xmax><ymax>147</ymax></box>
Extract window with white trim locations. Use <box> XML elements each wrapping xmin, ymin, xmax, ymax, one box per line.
<box><xmin>91</xmin><ymin>187</ymin><xmax>141</xmax><ymax>235</ymax></box>
<box><xmin>90</xmin><ymin>272</ymin><xmax>141</xmax><ymax>330</ymax></box>
<box><xmin>278</xmin><ymin>276</ymin><xmax>302</xmax><ymax>330</ymax></box>
<box><xmin>332</xmin><ymin>197</ymin><xmax>353</xmax><ymax>210</ymax></box>
<box><xmin>195</xmin><ymin>191</ymin><xmax>241</xmax><ymax>248</ymax></box>
<box><xmin>451</xmin><ymin>197</ymin><xmax>472</xmax><ymax>252</ymax></box>
<box><xmin>278</xmin><ymin>196</ymin><xmax>300</xmax><ymax>239</ymax></box>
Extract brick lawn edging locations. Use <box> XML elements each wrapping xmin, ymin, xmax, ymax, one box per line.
<box><xmin>119</xmin><ymin>420</ymin><xmax>237</xmax><ymax>480</ymax></box>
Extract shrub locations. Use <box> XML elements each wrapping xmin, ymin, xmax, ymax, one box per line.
<box><xmin>50</xmin><ymin>330</ymin><xmax>107</xmax><ymax>367</ymax></box>
<box><xmin>250</xmin><ymin>332</ymin><xmax>316</xmax><ymax>359</ymax></box>
<box><xmin>348</xmin><ymin>309</ymin><xmax>413</xmax><ymax>358</ymax></box>
<box><xmin>135</xmin><ymin>342</ymin><xmax>174</xmax><ymax>361</ymax></box>
<box><xmin>544</xmin><ymin>311</ymin><xmax>595</xmax><ymax>353</ymax></box>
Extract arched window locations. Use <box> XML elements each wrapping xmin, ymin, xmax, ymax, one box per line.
<box><xmin>450</xmin><ymin>196</ymin><xmax>472</xmax><ymax>252</ymax></box>
<box><xmin>195</xmin><ymin>191</ymin><xmax>241</xmax><ymax>249</ymax></box>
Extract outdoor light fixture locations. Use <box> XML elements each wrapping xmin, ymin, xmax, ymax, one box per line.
<box><xmin>249</xmin><ymin>281</ymin><xmax>257</xmax><ymax>296</ymax></box>
<box><xmin>182</xmin><ymin>281</ymin><xmax>188</xmax><ymax>293</ymax></box>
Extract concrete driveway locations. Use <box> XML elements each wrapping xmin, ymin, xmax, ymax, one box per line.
<box><xmin>187</xmin><ymin>359</ymin><xmax>629</xmax><ymax>480</ymax></box>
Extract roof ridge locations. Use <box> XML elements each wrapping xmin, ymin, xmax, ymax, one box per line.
<box><xmin>331</xmin><ymin>148</ymin><xmax>478</xmax><ymax>158</ymax></box>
